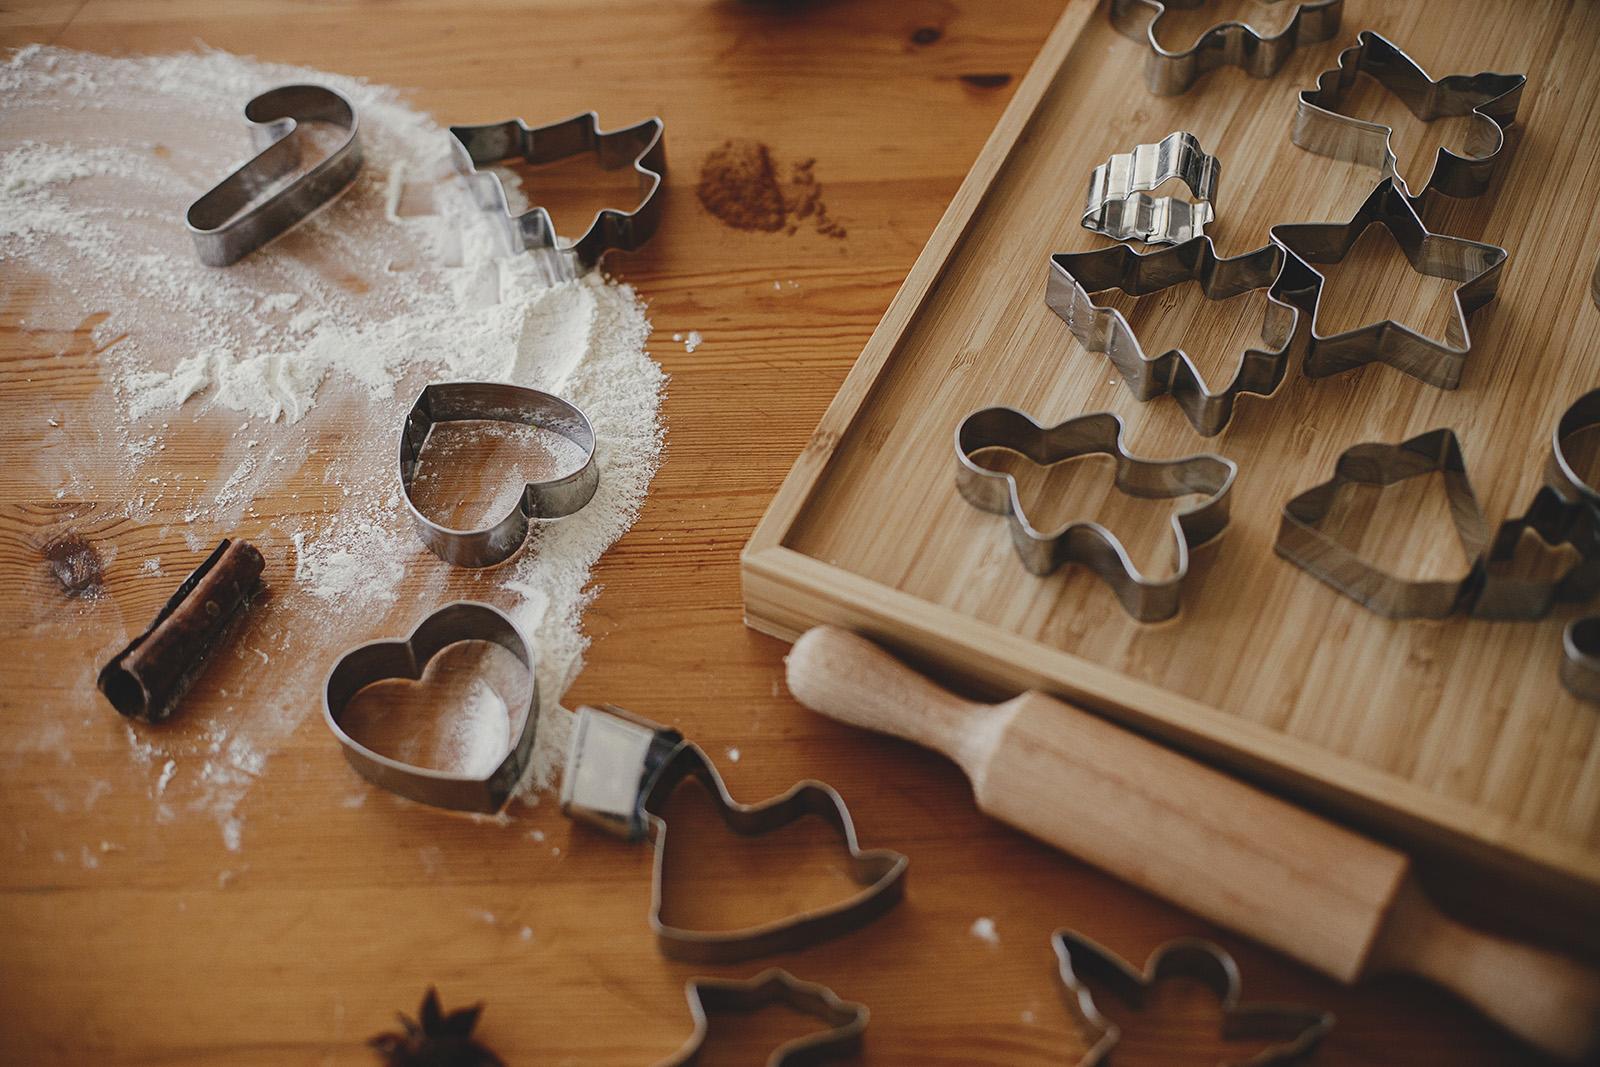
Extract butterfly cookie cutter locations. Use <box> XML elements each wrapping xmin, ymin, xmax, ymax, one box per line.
<box><xmin>1108</xmin><ymin>0</ymin><xmax>1343</xmax><ymax>97</ymax></box>
<box><xmin>1053</xmin><ymin>930</ymin><xmax>1334</xmax><ymax>1066</ymax></box>
<box><xmin>1293</xmin><ymin>31</ymin><xmax>1526</xmax><ymax>202</ymax></box>
<box><xmin>657</xmin><ymin>969</ymin><xmax>868</xmax><ymax>1066</ymax></box>
<box><xmin>323</xmin><ymin>601</ymin><xmax>539</xmax><ymax>813</ymax></box>
<box><xmin>400</xmin><ymin>382</ymin><xmax>599</xmax><ymax>568</ymax></box>
<box><xmin>560</xmin><ymin>704</ymin><xmax>908</xmax><ymax>963</ymax></box>
<box><xmin>1082</xmin><ymin>132</ymin><xmax>1220</xmax><ymax>245</ymax></box>
<box><xmin>956</xmin><ymin>407</ymin><xmax>1236</xmax><ymax>622</ymax></box>
<box><xmin>1047</xmin><ymin>237</ymin><xmax>1312</xmax><ymax>436</ymax></box>
<box><xmin>449</xmin><ymin>111</ymin><xmax>665</xmax><ymax>272</ymax></box>
<box><xmin>186</xmin><ymin>84</ymin><xmax>363</xmax><ymax>266</ymax></box>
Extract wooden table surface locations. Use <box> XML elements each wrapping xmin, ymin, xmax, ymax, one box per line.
<box><xmin>0</xmin><ymin>1</ymin><xmax>1579</xmax><ymax>1063</ymax></box>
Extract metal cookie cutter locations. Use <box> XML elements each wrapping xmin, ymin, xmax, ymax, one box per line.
<box><xmin>1562</xmin><ymin>617</ymin><xmax>1600</xmax><ymax>704</ymax></box>
<box><xmin>186</xmin><ymin>84</ymin><xmax>363</xmax><ymax>266</ymax></box>
<box><xmin>1275</xmin><ymin>428</ymin><xmax>1489</xmax><ymax>619</ymax></box>
<box><xmin>1269</xmin><ymin>179</ymin><xmax>1507</xmax><ymax>391</ymax></box>
<box><xmin>1047</xmin><ymin>238</ymin><xmax>1311</xmax><ymax>436</ymax></box>
<box><xmin>1293</xmin><ymin>31</ymin><xmax>1526</xmax><ymax>202</ymax></box>
<box><xmin>1053</xmin><ymin>930</ymin><xmax>1334</xmax><ymax>1066</ymax></box>
<box><xmin>449</xmin><ymin>112</ymin><xmax>665</xmax><ymax>271</ymax></box>
<box><xmin>1108</xmin><ymin>0</ymin><xmax>1343</xmax><ymax>97</ymax></box>
<box><xmin>1083</xmin><ymin>132</ymin><xmax>1220</xmax><ymax>245</ymax></box>
<box><xmin>956</xmin><ymin>407</ymin><xmax>1236</xmax><ymax>622</ymax></box>
<box><xmin>400</xmin><ymin>382</ymin><xmax>599</xmax><ymax>568</ymax></box>
<box><xmin>560</xmin><ymin>704</ymin><xmax>908</xmax><ymax>963</ymax></box>
<box><xmin>323</xmin><ymin>601</ymin><xmax>538</xmax><ymax>813</ymax></box>
<box><xmin>656</xmin><ymin>969</ymin><xmax>868</xmax><ymax>1066</ymax></box>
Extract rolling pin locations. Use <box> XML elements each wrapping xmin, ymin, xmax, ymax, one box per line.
<box><xmin>785</xmin><ymin>626</ymin><xmax>1600</xmax><ymax>1062</ymax></box>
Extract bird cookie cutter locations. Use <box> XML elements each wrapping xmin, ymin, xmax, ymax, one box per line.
<box><xmin>1108</xmin><ymin>0</ymin><xmax>1343</xmax><ymax>97</ymax></box>
<box><xmin>1047</xmin><ymin>238</ymin><xmax>1312</xmax><ymax>436</ymax></box>
<box><xmin>186</xmin><ymin>84</ymin><xmax>363</xmax><ymax>266</ymax></box>
<box><xmin>1270</xmin><ymin>179</ymin><xmax>1507</xmax><ymax>391</ymax></box>
<box><xmin>956</xmin><ymin>406</ymin><xmax>1236</xmax><ymax>622</ymax></box>
<box><xmin>449</xmin><ymin>112</ymin><xmax>665</xmax><ymax>270</ymax></box>
<box><xmin>1293</xmin><ymin>31</ymin><xmax>1526</xmax><ymax>202</ymax></box>
<box><xmin>1082</xmin><ymin>132</ymin><xmax>1220</xmax><ymax>245</ymax></box>
<box><xmin>1053</xmin><ymin>930</ymin><xmax>1334</xmax><ymax>1066</ymax></box>
<box><xmin>400</xmin><ymin>382</ymin><xmax>599</xmax><ymax>568</ymax></box>
<box><xmin>656</xmin><ymin>969</ymin><xmax>868</xmax><ymax>1066</ymax></box>
<box><xmin>560</xmin><ymin>704</ymin><xmax>908</xmax><ymax>963</ymax></box>
<box><xmin>323</xmin><ymin>601</ymin><xmax>538</xmax><ymax>813</ymax></box>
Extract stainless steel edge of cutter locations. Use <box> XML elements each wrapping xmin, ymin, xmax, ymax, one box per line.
<box><xmin>1562</xmin><ymin>617</ymin><xmax>1600</xmax><ymax>704</ymax></box>
<box><xmin>1293</xmin><ymin>30</ymin><xmax>1526</xmax><ymax>202</ymax></box>
<box><xmin>955</xmin><ymin>407</ymin><xmax>1236</xmax><ymax>623</ymax></box>
<box><xmin>560</xmin><ymin>704</ymin><xmax>909</xmax><ymax>963</ymax></box>
<box><xmin>1082</xmin><ymin>132</ymin><xmax>1220</xmax><ymax>245</ymax></box>
<box><xmin>186</xmin><ymin>84</ymin><xmax>363</xmax><ymax>266</ymax></box>
<box><xmin>323</xmin><ymin>601</ymin><xmax>538</xmax><ymax>813</ymax></box>
<box><xmin>1269</xmin><ymin>179</ymin><xmax>1507</xmax><ymax>391</ymax></box>
<box><xmin>1108</xmin><ymin>0</ymin><xmax>1343</xmax><ymax>97</ymax></box>
<box><xmin>1053</xmin><ymin>930</ymin><xmax>1334</xmax><ymax>1067</ymax></box>
<box><xmin>655</xmin><ymin>969</ymin><xmax>868</xmax><ymax>1067</ymax></box>
<box><xmin>1047</xmin><ymin>238</ymin><xmax>1310</xmax><ymax>436</ymax></box>
<box><xmin>400</xmin><ymin>382</ymin><xmax>599</xmax><ymax>569</ymax></box>
<box><xmin>448</xmin><ymin>112</ymin><xmax>665</xmax><ymax>272</ymax></box>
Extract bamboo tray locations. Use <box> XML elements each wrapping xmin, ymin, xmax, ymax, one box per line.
<box><xmin>743</xmin><ymin>0</ymin><xmax>1600</xmax><ymax>907</ymax></box>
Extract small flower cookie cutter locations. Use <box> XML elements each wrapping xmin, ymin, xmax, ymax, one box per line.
<box><xmin>1108</xmin><ymin>0</ymin><xmax>1344</xmax><ymax>97</ymax></box>
<box><xmin>1082</xmin><ymin>132</ymin><xmax>1220</xmax><ymax>245</ymax></box>
<box><xmin>1053</xmin><ymin>929</ymin><xmax>1334</xmax><ymax>1066</ymax></box>
<box><xmin>1293</xmin><ymin>30</ymin><xmax>1526</xmax><ymax>202</ymax></box>
<box><xmin>449</xmin><ymin>112</ymin><xmax>665</xmax><ymax>271</ymax></box>
<box><xmin>1047</xmin><ymin>237</ymin><xmax>1311</xmax><ymax>436</ymax></box>
<box><xmin>656</xmin><ymin>969</ymin><xmax>868</xmax><ymax>1066</ymax></box>
<box><xmin>400</xmin><ymin>382</ymin><xmax>599</xmax><ymax>568</ymax></box>
<box><xmin>560</xmin><ymin>704</ymin><xmax>908</xmax><ymax>963</ymax></box>
<box><xmin>323</xmin><ymin>601</ymin><xmax>538</xmax><ymax>813</ymax></box>
<box><xmin>956</xmin><ymin>406</ymin><xmax>1236</xmax><ymax>622</ymax></box>
<box><xmin>186</xmin><ymin>84</ymin><xmax>363</xmax><ymax>266</ymax></box>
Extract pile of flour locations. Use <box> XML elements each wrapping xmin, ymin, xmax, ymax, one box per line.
<box><xmin>3</xmin><ymin>46</ymin><xmax>665</xmax><ymax>850</ymax></box>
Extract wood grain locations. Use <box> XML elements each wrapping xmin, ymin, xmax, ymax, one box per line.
<box><xmin>0</xmin><ymin>1</ymin><xmax>1584</xmax><ymax>1064</ymax></box>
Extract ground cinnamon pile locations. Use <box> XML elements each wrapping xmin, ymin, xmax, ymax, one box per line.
<box><xmin>696</xmin><ymin>139</ymin><xmax>846</xmax><ymax>239</ymax></box>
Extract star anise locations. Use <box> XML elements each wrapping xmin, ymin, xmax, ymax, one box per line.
<box><xmin>369</xmin><ymin>988</ymin><xmax>506</xmax><ymax>1067</ymax></box>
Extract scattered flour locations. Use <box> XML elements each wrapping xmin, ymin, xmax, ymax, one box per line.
<box><xmin>970</xmin><ymin>917</ymin><xmax>1000</xmax><ymax>946</ymax></box>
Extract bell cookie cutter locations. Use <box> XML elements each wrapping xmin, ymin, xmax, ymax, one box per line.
<box><xmin>1082</xmin><ymin>132</ymin><xmax>1220</xmax><ymax>245</ymax></box>
<box><xmin>186</xmin><ymin>84</ymin><xmax>363</xmax><ymax>266</ymax></box>
<box><xmin>956</xmin><ymin>406</ymin><xmax>1236</xmax><ymax>622</ymax></box>
<box><xmin>400</xmin><ymin>382</ymin><xmax>599</xmax><ymax>569</ymax></box>
<box><xmin>656</xmin><ymin>969</ymin><xmax>867</xmax><ymax>1066</ymax></box>
<box><xmin>1047</xmin><ymin>238</ymin><xmax>1310</xmax><ymax>436</ymax></box>
<box><xmin>560</xmin><ymin>704</ymin><xmax>908</xmax><ymax>963</ymax></box>
<box><xmin>323</xmin><ymin>601</ymin><xmax>538</xmax><ymax>813</ymax></box>
<box><xmin>449</xmin><ymin>112</ymin><xmax>665</xmax><ymax>271</ymax></box>
<box><xmin>1293</xmin><ymin>31</ymin><xmax>1526</xmax><ymax>202</ymax></box>
<box><xmin>1108</xmin><ymin>0</ymin><xmax>1343</xmax><ymax>97</ymax></box>
<box><xmin>1053</xmin><ymin>930</ymin><xmax>1334</xmax><ymax>1066</ymax></box>
<box><xmin>1270</xmin><ymin>179</ymin><xmax>1507</xmax><ymax>391</ymax></box>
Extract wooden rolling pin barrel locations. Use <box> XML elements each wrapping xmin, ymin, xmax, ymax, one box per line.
<box><xmin>785</xmin><ymin>626</ymin><xmax>1600</xmax><ymax>1062</ymax></box>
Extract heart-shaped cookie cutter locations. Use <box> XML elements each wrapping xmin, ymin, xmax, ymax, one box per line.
<box><xmin>323</xmin><ymin>601</ymin><xmax>537</xmax><ymax>812</ymax></box>
<box><xmin>185</xmin><ymin>84</ymin><xmax>363</xmax><ymax>266</ymax></box>
<box><xmin>560</xmin><ymin>704</ymin><xmax>908</xmax><ymax>963</ymax></box>
<box><xmin>400</xmin><ymin>382</ymin><xmax>599</xmax><ymax>568</ymax></box>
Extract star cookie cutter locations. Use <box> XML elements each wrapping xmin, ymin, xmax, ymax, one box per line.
<box><xmin>560</xmin><ymin>704</ymin><xmax>908</xmax><ymax>963</ymax></box>
<box><xmin>656</xmin><ymin>969</ymin><xmax>868</xmax><ymax>1066</ymax></box>
<box><xmin>400</xmin><ymin>382</ymin><xmax>599</xmax><ymax>569</ymax></box>
<box><xmin>323</xmin><ymin>601</ymin><xmax>538</xmax><ymax>813</ymax></box>
<box><xmin>186</xmin><ymin>84</ymin><xmax>363</xmax><ymax>266</ymax></box>
<box><xmin>1082</xmin><ymin>132</ymin><xmax>1220</xmax><ymax>245</ymax></box>
<box><xmin>1293</xmin><ymin>31</ymin><xmax>1526</xmax><ymax>201</ymax></box>
<box><xmin>1047</xmin><ymin>237</ymin><xmax>1312</xmax><ymax>436</ymax></box>
<box><xmin>1270</xmin><ymin>179</ymin><xmax>1507</xmax><ymax>391</ymax></box>
<box><xmin>1053</xmin><ymin>930</ymin><xmax>1334</xmax><ymax>1066</ymax></box>
<box><xmin>1108</xmin><ymin>0</ymin><xmax>1343</xmax><ymax>97</ymax></box>
<box><xmin>955</xmin><ymin>406</ymin><xmax>1236</xmax><ymax>622</ymax></box>
<box><xmin>449</xmin><ymin>112</ymin><xmax>665</xmax><ymax>271</ymax></box>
